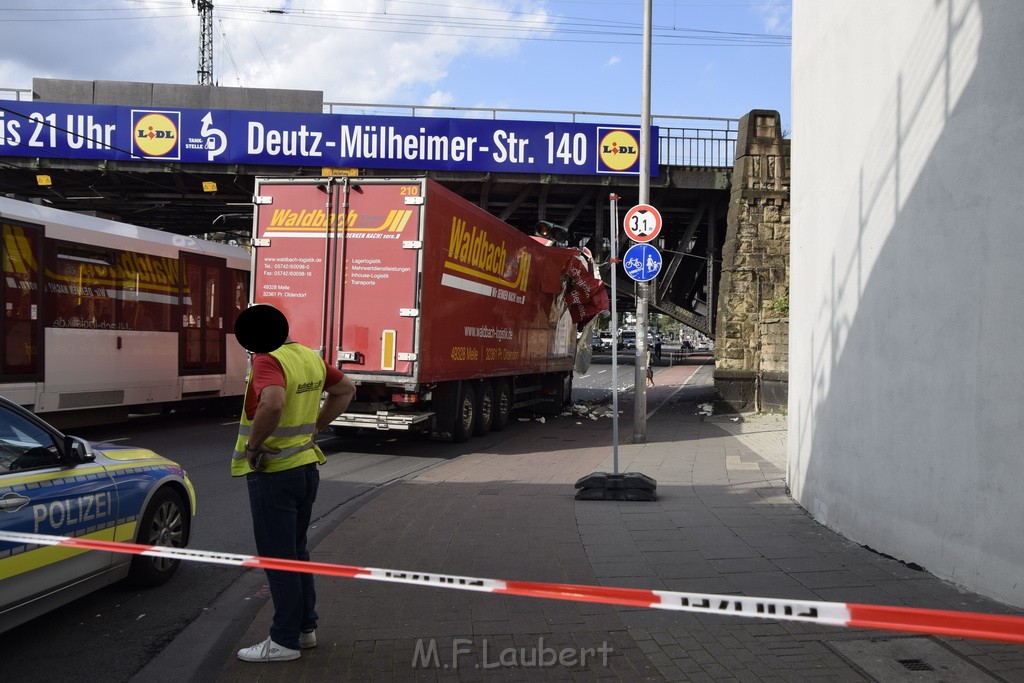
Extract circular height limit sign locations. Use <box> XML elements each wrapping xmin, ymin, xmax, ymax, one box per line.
<box><xmin>623</xmin><ymin>204</ymin><xmax>662</xmax><ymax>243</ymax></box>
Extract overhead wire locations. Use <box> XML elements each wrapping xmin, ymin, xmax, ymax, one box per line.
<box><xmin>216</xmin><ymin>17</ymin><xmax>246</xmax><ymax>86</ymax></box>
<box><xmin>216</xmin><ymin>4</ymin><xmax>790</xmax><ymax>46</ymax></box>
<box><xmin>0</xmin><ymin>2</ymin><xmax>790</xmax><ymax>47</ymax></box>
<box><xmin>228</xmin><ymin>0</ymin><xmax>279</xmax><ymax>87</ymax></box>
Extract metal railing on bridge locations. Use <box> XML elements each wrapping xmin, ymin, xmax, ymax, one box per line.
<box><xmin>0</xmin><ymin>87</ymin><xmax>738</xmax><ymax>169</ymax></box>
<box><xmin>324</xmin><ymin>101</ymin><xmax>738</xmax><ymax>168</ymax></box>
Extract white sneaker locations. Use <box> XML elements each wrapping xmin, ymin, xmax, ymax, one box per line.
<box><xmin>237</xmin><ymin>636</ymin><xmax>301</xmax><ymax>662</ymax></box>
<box><xmin>299</xmin><ymin>629</ymin><xmax>317</xmax><ymax>649</ymax></box>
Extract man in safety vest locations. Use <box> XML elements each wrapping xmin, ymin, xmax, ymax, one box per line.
<box><xmin>232</xmin><ymin>304</ymin><xmax>356</xmax><ymax>663</ymax></box>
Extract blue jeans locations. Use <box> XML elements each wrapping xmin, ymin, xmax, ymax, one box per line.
<box><xmin>246</xmin><ymin>463</ymin><xmax>320</xmax><ymax>650</ymax></box>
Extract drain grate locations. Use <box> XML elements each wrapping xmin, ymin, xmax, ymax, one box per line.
<box><xmin>898</xmin><ymin>658</ymin><xmax>936</xmax><ymax>672</ymax></box>
<box><xmin>828</xmin><ymin>637</ymin><xmax>999</xmax><ymax>682</ymax></box>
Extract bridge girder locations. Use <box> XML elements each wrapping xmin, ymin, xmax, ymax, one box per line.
<box><xmin>0</xmin><ymin>158</ymin><xmax>729</xmax><ymax>332</ymax></box>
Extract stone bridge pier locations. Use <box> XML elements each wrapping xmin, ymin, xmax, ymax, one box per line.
<box><xmin>713</xmin><ymin>110</ymin><xmax>790</xmax><ymax>413</ymax></box>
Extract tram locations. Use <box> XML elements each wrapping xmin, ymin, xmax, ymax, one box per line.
<box><xmin>0</xmin><ymin>196</ymin><xmax>250</xmax><ymax>427</ymax></box>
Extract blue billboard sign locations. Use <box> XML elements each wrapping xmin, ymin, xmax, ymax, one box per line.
<box><xmin>0</xmin><ymin>101</ymin><xmax>658</xmax><ymax>177</ymax></box>
<box><xmin>623</xmin><ymin>243</ymin><xmax>662</xmax><ymax>282</ymax></box>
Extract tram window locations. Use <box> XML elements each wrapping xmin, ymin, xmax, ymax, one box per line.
<box><xmin>204</xmin><ymin>268</ymin><xmax>223</xmax><ymax>364</ymax></box>
<box><xmin>183</xmin><ymin>257</ymin><xmax>227</xmax><ymax>366</ymax></box>
<box><xmin>118</xmin><ymin>250</ymin><xmax>177</xmax><ymax>332</ymax></box>
<box><xmin>182</xmin><ymin>260</ymin><xmax>202</xmax><ymax>364</ymax></box>
<box><xmin>228</xmin><ymin>268</ymin><xmax>248</xmax><ymax>330</ymax></box>
<box><xmin>2</xmin><ymin>221</ymin><xmax>40</xmax><ymax>375</ymax></box>
<box><xmin>45</xmin><ymin>244</ymin><xmax>116</xmax><ymax>329</ymax></box>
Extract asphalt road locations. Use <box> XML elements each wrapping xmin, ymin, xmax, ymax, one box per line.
<box><xmin>575</xmin><ymin>349</ymin><xmax>711</xmax><ymax>397</ymax></box>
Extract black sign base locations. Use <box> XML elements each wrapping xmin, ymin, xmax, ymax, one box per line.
<box><xmin>574</xmin><ymin>472</ymin><xmax>657</xmax><ymax>501</ymax></box>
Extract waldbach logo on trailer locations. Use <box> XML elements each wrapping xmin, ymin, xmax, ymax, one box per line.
<box><xmin>445</xmin><ymin>216</ymin><xmax>529</xmax><ymax>292</ymax></box>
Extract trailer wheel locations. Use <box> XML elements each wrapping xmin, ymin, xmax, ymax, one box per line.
<box><xmin>451</xmin><ymin>383</ymin><xmax>476</xmax><ymax>443</ymax></box>
<box><xmin>491</xmin><ymin>380</ymin><xmax>512</xmax><ymax>432</ymax></box>
<box><xmin>473</xmin><ymin>382</ymin><xmax>494</xmax><ymax>436</ymax></box>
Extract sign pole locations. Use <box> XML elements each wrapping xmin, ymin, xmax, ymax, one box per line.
<box><xmin>609</xmin><ymin>194</ymin><xmax>620</xmax><ymax>473</ymax></box>
<box><xmin>621</xmin><ymin>219</ymin><xmax>662</xmax><ymax>448</ymax></box>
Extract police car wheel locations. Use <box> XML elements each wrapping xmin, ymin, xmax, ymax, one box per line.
<box><xmin>129</xmin><ymin>487</ymin><xmax>191</xmax><ymax>587</ymax></box>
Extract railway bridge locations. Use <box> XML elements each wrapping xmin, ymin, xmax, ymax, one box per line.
<box><xmin>0</xmin><ymin>79</ymin><xmax>789</xmax><ymax>411</ymax></box>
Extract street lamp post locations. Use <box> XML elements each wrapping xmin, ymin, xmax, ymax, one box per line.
<box><xmin>633</xmin><ymin>0</ymin><xmax>654</xmax><ymax>443</ymax></box>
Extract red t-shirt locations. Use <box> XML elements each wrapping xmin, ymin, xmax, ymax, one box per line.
<box><xmin>244</xmin><ymin>347</ymin><xmax>345</xmax><ymax>420</ymax></box>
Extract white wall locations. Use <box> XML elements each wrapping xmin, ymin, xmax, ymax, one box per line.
<box><xmin>790</xmin><ymin>0</ymin><xmax>1024</xmax><ymax>608</ymax></box>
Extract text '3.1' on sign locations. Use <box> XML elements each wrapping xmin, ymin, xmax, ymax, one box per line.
<box><xmin>623</xmin><ymin>203</ymin><xmax>662</xmax><ymax>243</ymax></box>
<box><xmin>622</xmin><ymin>243</ymin><xmax>662</xmax><ymax>282</ymax></box>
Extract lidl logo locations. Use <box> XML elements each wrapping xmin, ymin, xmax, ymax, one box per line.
<box><xmin>132</xmin><ymin>111</ymin><xmax>180</xmax><ymax>159</ymax></box>
<box><xmin>597</xmin><ymin>128</ymin><xmax>640</xmax><ymax>173</ymax></box>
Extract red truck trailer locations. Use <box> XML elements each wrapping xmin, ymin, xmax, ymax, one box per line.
<box><xmin>250</xmin><ymin>176</ymin><xmax>606</xmax><ymax>441</ymax></box>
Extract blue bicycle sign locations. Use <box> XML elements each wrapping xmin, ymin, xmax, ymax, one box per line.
<box><xmin>623</xmin><ymin>243</ymin><xmax>662</xmax><ymax>282</ymax></box>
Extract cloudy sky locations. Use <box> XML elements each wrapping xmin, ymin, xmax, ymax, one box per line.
<box><xmin>0</xmin><ymin>1</ymin><xmax>791</xmax><ymax>126</ymax></box>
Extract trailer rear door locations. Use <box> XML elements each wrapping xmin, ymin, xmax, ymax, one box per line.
<box><xmin>252</xmin><ymin>179</ymin><xmax>421</xmax><ymax>379</ymax></box>
<box><xmin>330</xmin><ymin>180</ymin><xmax>421</xmax><ymax>379</ymax></box>
<box><xmin>252</xmin><ymin>181</ymin><xmax>332</xmax><ymax>356</ymax></box>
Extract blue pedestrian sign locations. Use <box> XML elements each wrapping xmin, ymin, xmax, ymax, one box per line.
<box><xmin>623</xmin><ymin>243</ymin><xmax>662</xmax><ymax>282</ymax></box>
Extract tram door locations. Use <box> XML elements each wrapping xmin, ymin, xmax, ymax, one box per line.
<box><xmin>180</xmin><ymin>254</ymin><xmax>228</xmax><ymax>375</ymax></box>
<box><xmin>1</xmin><ymin>219</ymin><xmax>42</xmax><ymax>380</ymax></box>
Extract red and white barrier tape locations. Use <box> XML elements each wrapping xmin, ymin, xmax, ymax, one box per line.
<box><xmin>3</xmin><ymin>530</ymin><xmax>1022</xmax><ymax>645</ymax></box>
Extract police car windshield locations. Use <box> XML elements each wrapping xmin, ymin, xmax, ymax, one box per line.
<box><xmin>0</xmin><ymin>408</ymin><xmax>56</xmax><ymax>472</ymax></box>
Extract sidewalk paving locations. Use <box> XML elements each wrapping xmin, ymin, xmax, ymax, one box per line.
<box><xmin>215</xmin><ymin>363</ymin><xmax>1024</xmax><ymax>682</ymax></box>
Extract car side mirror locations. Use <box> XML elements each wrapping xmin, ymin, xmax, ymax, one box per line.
<box><xmin>64</xmin><ymin>436</ymin><xmax>95</xmax><ymax>464</ymax></box>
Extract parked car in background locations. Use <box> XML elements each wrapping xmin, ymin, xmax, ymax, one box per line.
<box><xmin>0</xmin><ymin>396</ymin><xmax>195</xmax><ymax>633</ymax></box>
<box><xmin>619</xmin><ymin>330</ymin><xmax>637</xmax><ymax>351</ymax></box>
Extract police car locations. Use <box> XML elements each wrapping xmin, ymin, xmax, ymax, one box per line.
<box><xmin>0</xmin><ymin>396</ymin><xmax>195</xmax><ymax>633</ymax></box>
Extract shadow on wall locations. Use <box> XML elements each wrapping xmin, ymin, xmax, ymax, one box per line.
<box><xmin>793</xmin><ymin>0</ymin><xmax>1024</xmax><ymax>608</ymax></box>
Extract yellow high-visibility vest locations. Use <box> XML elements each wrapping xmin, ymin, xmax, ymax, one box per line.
<box><xmin>232</xmin><ymin>343</ymin><xmax>327</xmax><ymax>477</ymax></box>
